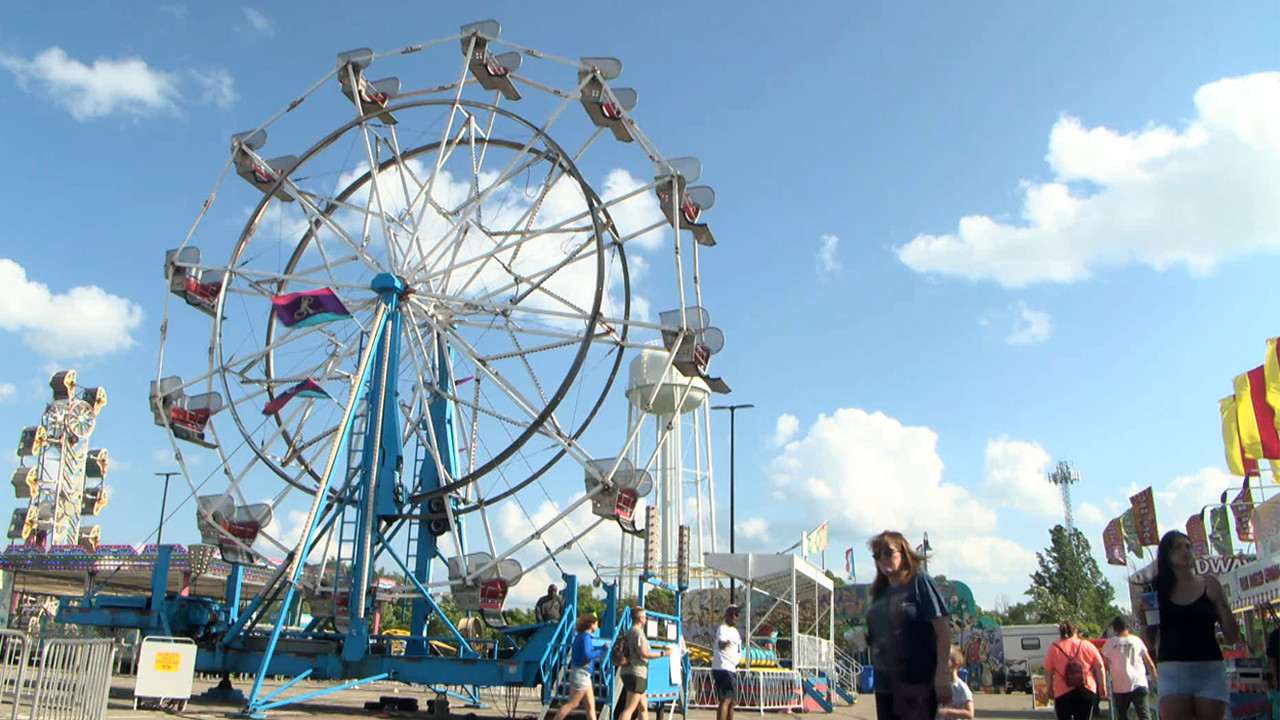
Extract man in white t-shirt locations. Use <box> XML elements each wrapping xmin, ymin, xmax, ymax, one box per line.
<box><xmin>711</xmin><ymin>606</ymin><xmax>743</xmax><ymax>720</ymax></box>
<box><xmin>1101</xmin><ymin>616</ymin><xmax>1156</xmax><ymax>720</ymax></box>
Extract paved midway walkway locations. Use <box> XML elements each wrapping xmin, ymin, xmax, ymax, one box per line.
<box><xmin>100</xmin><ymin>677</ymin><xmax>1064</xmax><ymax>719</ymax></box>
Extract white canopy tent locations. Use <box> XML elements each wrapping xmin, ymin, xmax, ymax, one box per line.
<box><xmin>703</xmin><ymin>553</ymin><xmax>835</xmax><ymax>677</ymax></box>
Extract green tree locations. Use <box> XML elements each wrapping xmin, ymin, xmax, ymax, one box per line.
<box><xmin>1026</xmin><ymin>525</ymin><xmax>1122</xmax><ymax>638</ymax></box>
<box><xmin>578</xmin><ymin>584</ymin><xmax>605</xmax><ymax>616</ymax></box>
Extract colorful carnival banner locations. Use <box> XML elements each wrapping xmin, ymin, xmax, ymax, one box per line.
<box><xmin>1129</xmin><ymin>487</ymin><xmax>1160</xmax><ymax>546</ymax></box>
<box><xmin>1102</xmin><ymin>518</ymin><xmax>1126</xmax><ymax>566</ymax></box>
<box><xmin>1187</xmin><ymin>512</ymin><xmax>1210</xmax><ymax>558</ymax></box>
<box><xmin>1210</xmin><ymin>504</ymin><xmax>1235</xmax><ymax>556</ymax></box>
<box><xmin>1234</xmin><ymin>366</ymin><xmax>1280</xmax><ymax>459</ymax></box>
<box><xmin>1120</xmin><ymin>509</ymin><xmax>1143</xmax><ymax>559</ymax></box>
<box><xmin>1221</xmin><ymin>396</ymin><xmax>1261</xmax><ymax>477</ymax></box>
<box><xmin>802</xmin><ymin>521</ymin><xmax>828</xmax><ymax>555</ymax></box>
<box><xmin>1230</xmin><ymin>484</ymin><xmax>1255</xmax><ymax>543</ymax></box>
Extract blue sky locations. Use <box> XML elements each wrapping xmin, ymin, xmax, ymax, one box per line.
<box><xmin>1</xmin><ymin>2</ymin><xmax>1278</xmax><ymax>611</ymax></box>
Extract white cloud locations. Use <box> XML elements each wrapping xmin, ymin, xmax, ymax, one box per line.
<box><xmin>0</xmin><ymin>259</ymin><xmax>144</xmax><ymax>358</ymax></box>
<box><xmin>1077</xmin><ymin>502</ymin><xmax>1106</xmax><ymax>526</ymax></box>
<box><xmin>816</xmin><ymin>234</ymin><xmax>842</xmax><ymax>277</ymax></box>
<box><xmin>0</xmin><ymin>382</ymin><xmax>15</xmax><ymax>403</ymax></box>
<box><xmin>933</xmin><ymin>535</ymin><xmax>1038</xmax><ymax>585</ymax></box>
<box><xmin>897</xmin><ymin>72</ymin><xmax>1280</xmax><ymax>287</ymax></box>
<box><xmin>981</xmin><ymin>436</ymin><xmax>1061</xmax><ymax>518</ymax></box>
<box><xmin>768</xmin><ymin>407</ymin><xmax>999</xmax><ymax>555</ymax></box>
<box><xmin>0</xmin><ymin>47</ymin><xmax>180</xmax><ymax>120</ymax></box>
<box><xmin>0</xmin><ymin>47</ymin><xmax>237</xmax><ymax>120</ymax></box>
<box><xmin>1006</xmin><ymin>301</ymin><xmax>1051</xmax><ymax>345</ymax></box>
<box><xmin>773</xmin><ymin>413</ymin><xmax>799</xmax><ymax>446</ymax></box>
<box><xmin>242</xmin><ymin>8</ymin><xmax>273</xmax><ymax>34</ymax></box>
<box><xmin>1149</xmin><ymin>467</ymin><xmax>1234</xmax><ymax>537</ymax></box>
<box><xmin>740</xmin><ymin>517</ymin><xmax>771</xmax><ymax>543</ymax></box>
<box><xmin>152</xmin><ymin>449</ymin><xmax>177</xmax><ymax>466</ymax></box>
<box><xmin>190</xmin><ymin>68</ymin><xmax>237</xmax><ymax>108</ymax></box>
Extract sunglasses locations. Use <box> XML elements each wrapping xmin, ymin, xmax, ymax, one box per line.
<box><xmin>872</xmin><ymin>549</ymin><xmax>900</xmax><ymax>560</ymax></box>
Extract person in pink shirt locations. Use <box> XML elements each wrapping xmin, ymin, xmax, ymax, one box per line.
<box><xmin>1043</xmin><ymin>620</ymin><xmax>1107</xmax><ymax>720</ymax></box>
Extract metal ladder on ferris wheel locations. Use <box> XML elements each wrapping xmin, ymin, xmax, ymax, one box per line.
<box><xmin>331</xmin><ymin>371</ymin><xmax>370</xmax><ymax>614</ymax></box>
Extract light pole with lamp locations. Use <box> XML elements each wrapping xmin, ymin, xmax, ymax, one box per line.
<box><xmin>712</xmin><ymin>403</ymin><xmax>753</xmax><ymax>605</ymax></box>
<box><xmin>155</xmin><ymin>471</ymin><xmax>179</xmax><ymax>546</ymax></box>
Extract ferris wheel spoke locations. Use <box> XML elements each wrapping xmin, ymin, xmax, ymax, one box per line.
<box><xmin>412</xmin><ymin>149</ymin><xmax>552</xmax><ymax>288</ymax></box>
<box><xmin>353</xmin><ymin>127</ymin><xmax>405</xmax><ymax>274</ymax></box>
<box><xmin>288</xmin><ymin>188</ymin><xmax>387</xmax><ymax>276</ymax></box>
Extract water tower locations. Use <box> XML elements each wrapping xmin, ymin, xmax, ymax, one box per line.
<box><xmin>618</xmin><ymin>348</ymin><xmax>718</xmax><ymax>587</ymax></box>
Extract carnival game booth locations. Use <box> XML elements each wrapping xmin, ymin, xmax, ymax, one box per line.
<box><xmin>692</xmin><ymin>553</ymin><xmax>836</xmax><ymax>713</ymax></box>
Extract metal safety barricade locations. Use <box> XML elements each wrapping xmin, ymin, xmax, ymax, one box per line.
<box><xmin>26</xmin><ymin>638</ymin><xmax>115</xmax><ymax>720</ymax></box>
<box><xmin>0</xmin><ymin>630</ymin><xmax>31</xmax><ymax>720</ymax></box>
<box><xmin>689</xmin><ymin>668</ymin><xmax>802</xmax><ymax>713</ymax></box>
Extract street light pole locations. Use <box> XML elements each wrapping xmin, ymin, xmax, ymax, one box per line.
<box><xmin>712</xmin><ymin>403</ymin><xmax>753</xmax><ymax>605</ymax></box>
<box><xmin>155</xmin><ymin>471</ymin><xmax>178</xmax><ymax>547</ymax></box>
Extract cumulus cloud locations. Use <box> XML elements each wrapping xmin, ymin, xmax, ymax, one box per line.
<box><xmin>0</xmin><ymin>382</ymin><xmax>14</xmax><ymax>403</ymax></box>
<box><xmin>1077</xmin><ymin>502</ymin><xmax>1106</xmax><ymax>526</ymax></box>
<box><xmin>816</xmin><ymin>234</ymin><xmax>842</xmax><ymax>277</ymax></box>
<box><xmin>0</xmin><ymin>259</ymin><xmax>144</xmax><ymax>358</ymax></box>
<box><xmin>1006</xmin><ymin>301</ymin><xmax>1051</xmax><ymax>345</ymax></box>
<box><xmin>190</xmin><ymin>68</ymin><xmax>237</xmax><ymax>108</ymax></box>
<box><xmin>898</xmin><ymin>72</ymin><xmax>1280</xmax><ymax>287</ymax></box>
<box><xmin>1149</xmin><ymin>467</ymin><xmax>1234</xmax><ymax>537</ymax></box>
<box><xmin>774</xmin><ymin>413</ymin><xmax>799</xmax><ymax>446</ymax></box>
<box><xmin>242</xmin><ymin>8</ymin><xmax>273</xmax><ymax>34</ymax></box>
<box><xmin>0</xmin><ymin>46</ymin><xmax>237</xmax><ymax>120</ymax></box>
<box><xmin>0</xmin><ymin>47</ymin><xmax>180</xmax><ymax>120</ymax></box>
<box><xmin>740</xmin><ymin>517</ymin><xmax>771</xmax><ymax>543</ymax></box>
<box><xmin>982</xmin><ymin>436</ymin><xmax>1062</xmax><ymax>518</ymax></box>
<box><xmin>768</xmin><ymin>408</ymin><xmax>1035</xmax><ymax>583</ymax></box>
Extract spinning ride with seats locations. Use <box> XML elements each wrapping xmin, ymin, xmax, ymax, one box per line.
<box><xmin>60</xmin><ymin>20</ymin><xmax>730</xmax><ymax>717</ymax></box>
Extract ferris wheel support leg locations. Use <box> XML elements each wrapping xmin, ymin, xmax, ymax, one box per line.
<box><xmin>241</xmin><ymin>302</ymin><xmax>391</xmax><ymax>716</ymax></box>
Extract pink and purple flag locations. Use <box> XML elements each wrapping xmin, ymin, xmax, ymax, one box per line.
<box><xmin>262</xmin><ymin>377</ymin><xmax>332</xmax><ymax>415</ymax></box>
<box><xmin>271</xmin><ymin>288</ymin><xmax>351</xmax><ymax>328</ymax></box>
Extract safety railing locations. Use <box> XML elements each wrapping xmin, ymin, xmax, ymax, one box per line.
<box><xmin>0</xmin><ymin>630</ymin><xmax>31</xmax><ymax>720</ymax></box>
<box><xmin>22</xmin><ymin>637</ymin><xmax>115</xmax><ymax>720</ymax></box>
<box><xmin>688</xmin><ymin>667</ymin><xmax>802</xmax><ymax>713</ymax></box>
<box><xmin>794</xmin><ymin>633</ymin><xmax>834</xmax><ymax>674</ymax></box>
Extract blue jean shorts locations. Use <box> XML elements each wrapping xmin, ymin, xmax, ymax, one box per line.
<box><xmin>1155</xmin><ymin>661</ymin><xmax>1228</xmax><ymax>703</ymax></box>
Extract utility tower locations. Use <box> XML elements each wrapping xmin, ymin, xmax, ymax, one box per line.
<box><xmin>1047</xmin><ymin>460</ymin><xmax>1080</xmax><ymax>533</ymax></box>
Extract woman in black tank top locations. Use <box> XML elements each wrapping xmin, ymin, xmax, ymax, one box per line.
<box><xmin>1145</xmin><ymin>531</ymin><xmax>1239</xmax><ymax>720</ymax></box>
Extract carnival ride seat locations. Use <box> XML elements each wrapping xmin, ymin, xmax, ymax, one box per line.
<box><xmin>655</xmin><ymin>157</ymin><xmax>717</xmax><ymax>247</ymax></box>
<box><xmin>583</xmin><ymin>458</ymin><xmax>653</xmax><ymax>536</ymax></box>
<box><xmin>78</xmin><ymin>524</ymin><xmax>101</xmax><ymax>552</ymax></box>
<box><xmin>229</xmin><ymin>131</ymin><xmax>299</xmax><ymax>201</ymax></box>
<box><xmin>11</xmin><ymin>468</ymin><xmax>37</xmax><ymax>500</ymax></box>
<box><xmin>336</xmin><ymin>49</ymin><xmax>401</xmax><ymax>124</ymax></box>
<box><xmin>196</xmin><ymin>495</ymin><xmax>272</xmax><ymax>564</ymax></box>
<box><xmin>577</xmin><ymin>57</ymin><xmax>637</xmax><ymax>142</ymax></box>
<box><xmin>84</xmin><ymin>448</ymin><xmax>108</xmax><ymax>478</ymax></box>
<box><xmin>81</xmin><ymin>485</ymin><xmax>108</xmax><ymax>516</ymax></box>
<box><xmin>49</xmin><ymin>370</ymin><xmax>76</xmax><ymax>401</ymax></box>
<box><xmin>16</xmin><ymin>426</ymin><xmax>47</xmax><ymax>457</ymax></box>
<box><xmin>150</xmin><ymin>376</ymin><xmax>224</xmax><ymax>448</ymax></box>
<box><xmin>460</xmin><ymin>20</ymin><xmax>522</xmax><ymax>100</ymax></box>
<box><xmin>165</xmin><ymin>247</ymin><xmax>228</xmax><ymax>316</ymax></box>
<box><xmin>657</xmin><ymin>307</ymin><xmax>730</xmax><ymax>394</ymax></box>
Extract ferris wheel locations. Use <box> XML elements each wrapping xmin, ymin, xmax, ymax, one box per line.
<box><xmin>151</xmin><ymin>18</ymin><xmax>729</xmax><ymax>647</ymax></box>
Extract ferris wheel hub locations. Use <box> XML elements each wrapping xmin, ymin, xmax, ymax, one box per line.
<box><xmin>370</xmin><ymin>273</ymin><xmax>407</xmax><ymax>297</ymax></box>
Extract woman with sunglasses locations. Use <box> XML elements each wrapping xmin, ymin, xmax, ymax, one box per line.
<box><xmin>866</xmin><ymin>530</ymin><xmax>952</xmax><ymax>720</ymax></box>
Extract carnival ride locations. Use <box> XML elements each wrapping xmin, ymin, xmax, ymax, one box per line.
<box><xmin>45</xmin><ymin>20</ymin><xmax>729</xmax><ymax>718</ymax></box>
<box><xmin>8</xmin><ymin>371</ymin><xmax>109</xmax><ymax>554</ymax></box>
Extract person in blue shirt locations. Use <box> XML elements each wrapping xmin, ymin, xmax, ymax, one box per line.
<box><xmin>553</xmin><ymin>613</ymin><xmax>611</xmax><ymax>720</ymax></box>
